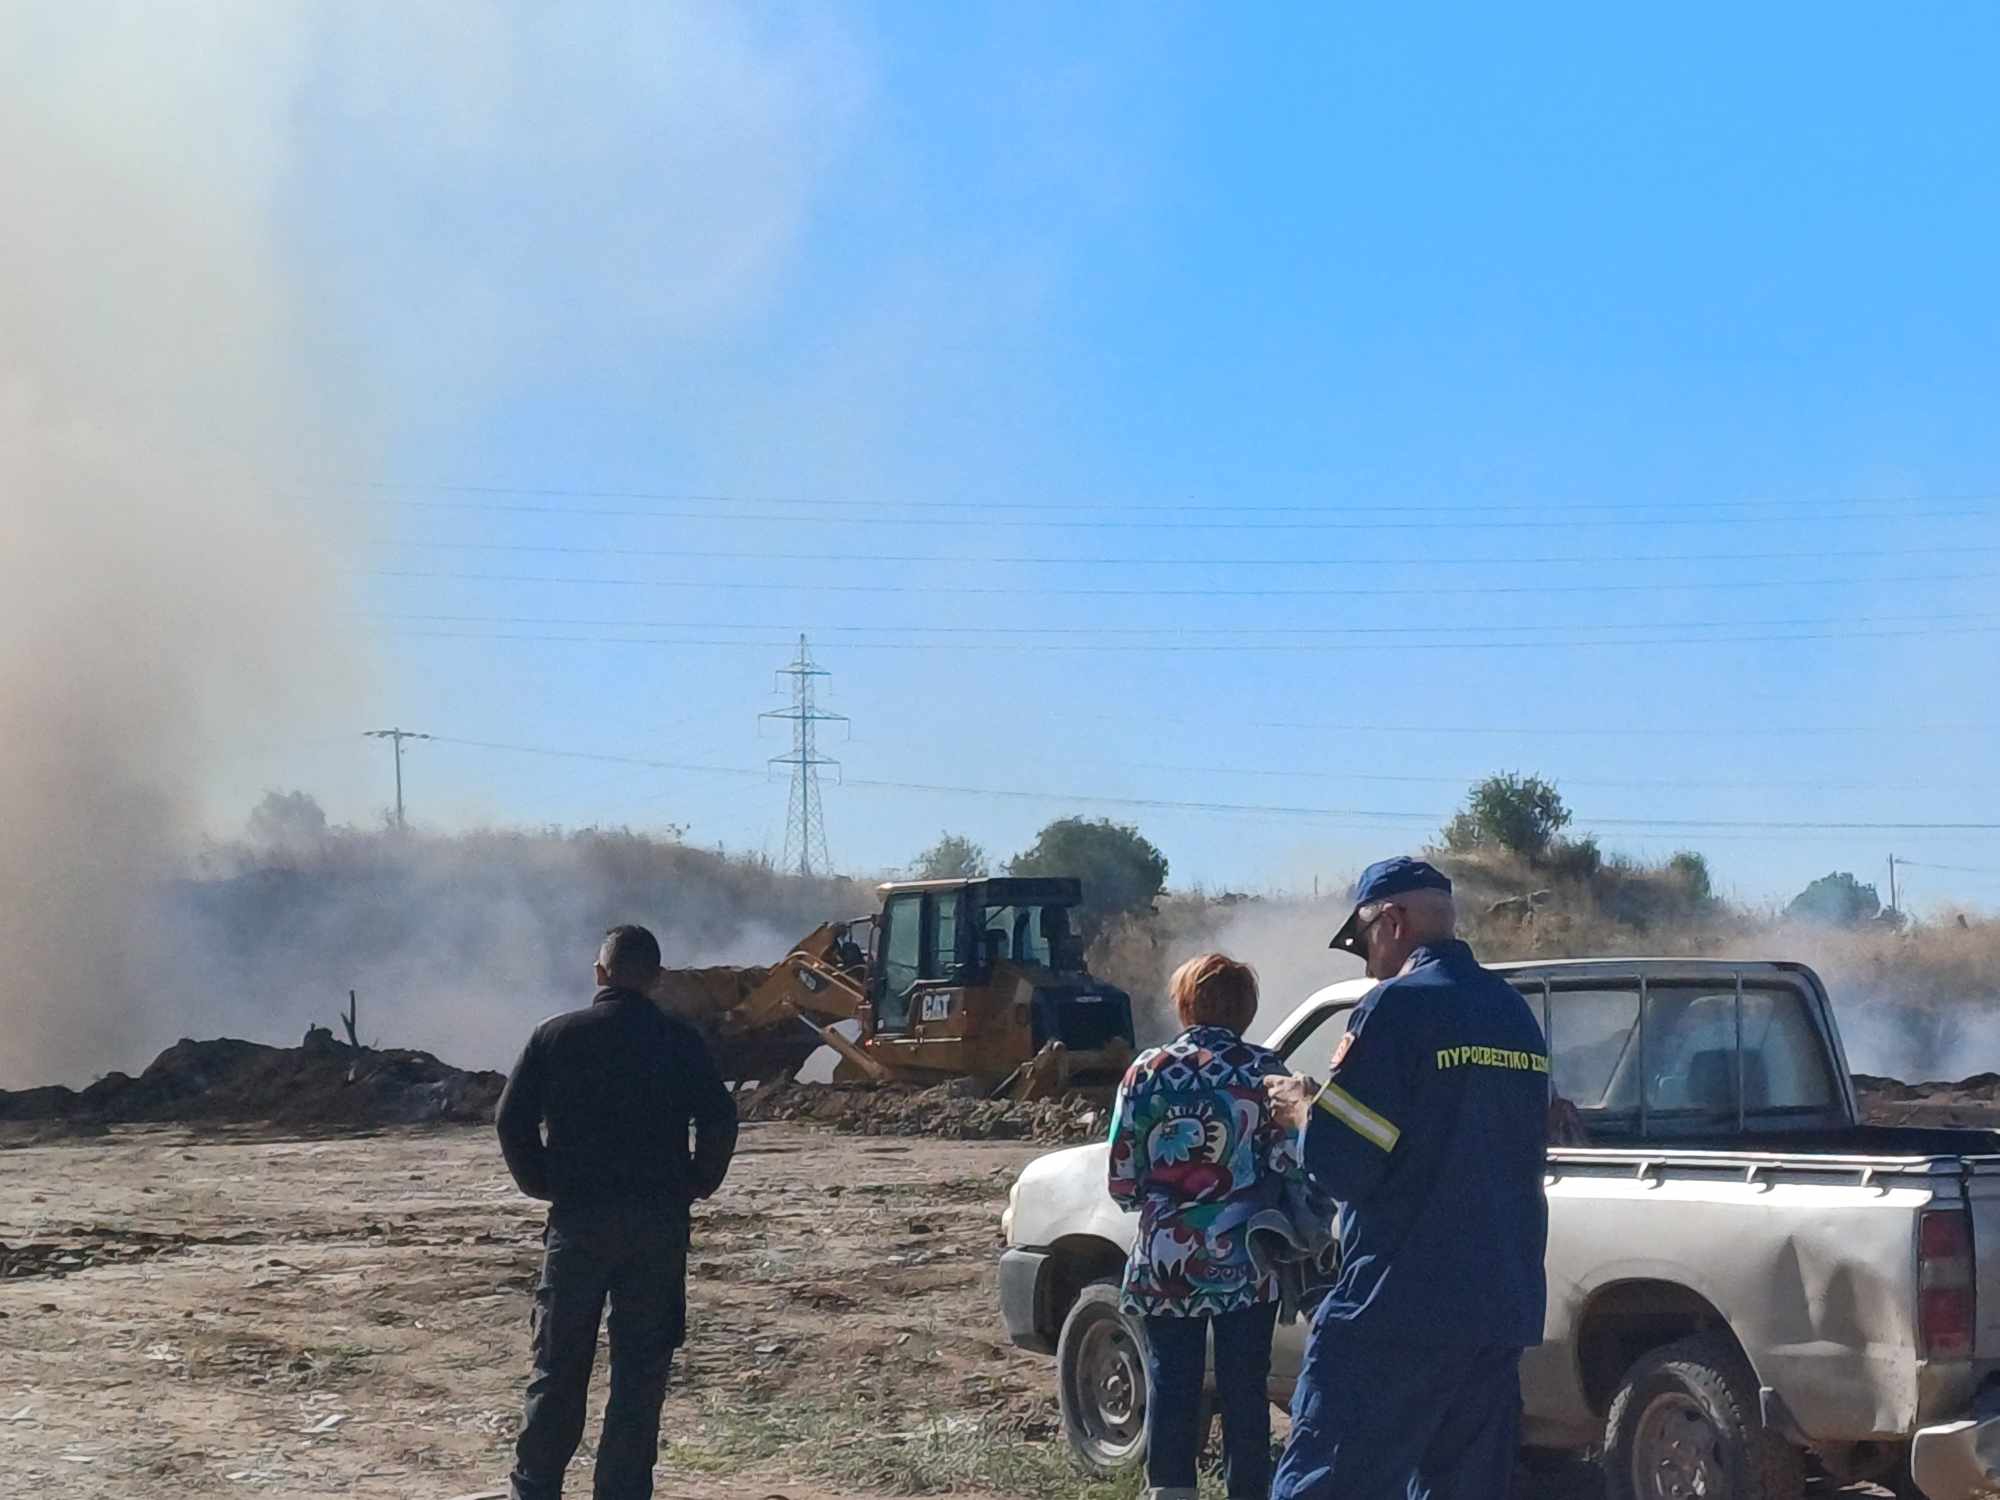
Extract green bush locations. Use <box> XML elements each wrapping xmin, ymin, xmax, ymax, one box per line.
<box><xmin>1786</xmin><ymin>872</ymin><xmax>1881</xmax><ymax>928</ymax></box>
<box><xmin>909</xmin><ymin>832</ymin><xmax>986</xmax><ymax>880</ymax></box>
<box><xmin>1667</xmin><ymin>850</ymin><xmax>1714</xmax><ymax>903</ymax></box>
<box><xmin>1544</xmin><ymin>835</ymin><xmax>1602</xmax><ymax>883</ymax></box>
<box><xmin>1442</xmin><ymin>774</ymin><xmax>1572</xmax><ymax>862</ymax></box>
<box><xmin>1009</xmin><ymin>817</ymin><xmax>1169</xmax><ymax>934</ymax></box>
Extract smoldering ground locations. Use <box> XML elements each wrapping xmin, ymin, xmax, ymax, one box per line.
<box><xmin>164</xmin><ymin>822</ymin><xmax>869</xmax><ymax>1076</ymax></box>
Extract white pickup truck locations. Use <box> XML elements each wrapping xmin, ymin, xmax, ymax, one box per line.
<box><xmin>998</xmin><ymin>959</ymin><xmax>2000</xmax><ymax>1499</ymax></box>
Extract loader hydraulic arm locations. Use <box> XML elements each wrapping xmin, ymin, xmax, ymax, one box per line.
<box><xmin>733</xmin><ymin>922</ymin><xmax>874</xmax><ymax>1032</ymax></box>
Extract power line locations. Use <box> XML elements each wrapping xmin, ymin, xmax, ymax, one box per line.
<box><xmin>361</xmin><ymin>565</ymin><xmax>2000</xmax><ymax>600</ymax></box>
<box><xmin>414</xmin><ymin>734</ymin><xmax>2000</xmax><ymax>833</ymax></box>
<box><xmin>373</xmin><ymin>498</ymin><xmax>2000</xmax><ymax>532</ymax></box>
<box><xmin>841</xmin><ymin>772</ymin><xmax>2000</xmax><ymax>832</ymax></box>
<box><xmin>364</xmin><ymin>606</ymin><xmax>2000</xmax><ymax>639</ymax></box>
<box><xmin>1110</xmin><ymin>759</ymin><xmax>1988</xmax><ymax>796</ymax></box>
<box><xmin>427</xmin><ymin>736</ymin><xmax>761</xmax><ymax>780</ymax></box>
<box><xmin>370</xmin><ymin>537</ymin><xmax>2000</xmax><ymax>569</ymax></box>
<box><xmin>1194</xmin><ymin>716</ymin><xmax>1999</xmax><ymax>739</ymax></box>
<box><xmin>377</xmin><ymin>621</ymin><xmax>2000</xmax><ymax>654</ymax></box>
<box><xmin>358</xmin><ymin>479</ymin><xmax>2000</xmax><ymax>517</ymax></box>
<box><xmin>1895</xmin><ymin>859</ymin><xmax>2000</xmax><ymax>879</ymax></box>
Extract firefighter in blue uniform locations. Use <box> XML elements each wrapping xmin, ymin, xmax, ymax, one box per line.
<box><xmin>1264</xmin><ymin>857</ymin><xmax>1549</xmax><ymax>1500</ymax></box>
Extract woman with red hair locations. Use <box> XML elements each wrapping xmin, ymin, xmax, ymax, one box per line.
<box><xmin>1107</xmin><ymin>952</ymin><xmax>1294</xmax><ymax>1500</ymax></box>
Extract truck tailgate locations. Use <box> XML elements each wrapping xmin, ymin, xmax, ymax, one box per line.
<box><xmin>1961</xmin><ymin>1160</ymin><xmax>2000</xmax><ymax>1357</ymax></box>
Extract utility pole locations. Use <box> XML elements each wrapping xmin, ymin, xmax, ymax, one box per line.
<box><xmin>1888</xmin><ymin>853</ymin><xmax>1899</xmax><ymax>916</ymax></box>
<box><xmin>363</xmin><ymin>727</ymin><xmax>432</xmax><ymax>831</ymax></box>
<box><xmin>762</xmin><ymin>635</ymin><xmax>846</xmax><ymax>877</ymax></box>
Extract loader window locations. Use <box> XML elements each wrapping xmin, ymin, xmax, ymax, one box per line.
<box><xmin>984</xmin><ymin>905</ymin><xmax>1047</xmax><ymax>966</ymax></box>
<box><xmin>930</xmin><ymin>891</ymin><xmax>962</xmax><ymax>976</ymax></box>
<box><xmin>878</xmin><ymin>893</ymin><xmax>923</xmax><ymax>1031</ymax></box>
<box><xmin>981</xmin><ymin>903</ymin><xmax>1082</xmax><ymax>970</ymax></box>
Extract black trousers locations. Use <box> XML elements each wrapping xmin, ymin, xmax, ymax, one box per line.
<box><xmin>509</xmin><ymin>1201</ymin><xmax>689</xmax><ymax>1500</ymax></box>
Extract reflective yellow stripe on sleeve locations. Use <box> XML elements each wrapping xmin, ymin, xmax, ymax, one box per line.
<box><xmin>1313</xmin><ymin>1080</ymin><xmax>1402</xmax><ymax>1152</ymax></box>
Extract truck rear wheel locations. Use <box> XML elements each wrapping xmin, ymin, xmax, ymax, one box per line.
<box><xmin>1057</xmin><ymin>1281</ymin><xmax>1149</xmax><ymax>1474</ymax></box>
<box><xmin>1604</xmin><ymin>1333</ymin><xmax>1804</xmax><ymax>1500</ymax></box>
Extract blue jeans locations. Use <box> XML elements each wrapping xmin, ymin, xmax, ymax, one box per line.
<box><xmin>1143</xmin><ymin>1301</ymin><xmax>1279</xmax><ymax>1499</ymax></box>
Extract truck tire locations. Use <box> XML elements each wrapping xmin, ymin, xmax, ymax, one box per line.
<box><xmin>1057</xmin><ymin>1281</ymin><xmax>1150</xmax><ymax>1474</ymax></box>
<box><xmin>1604</xmin><ymin>1333</ymin><xmax>1804</xmax><ymax>1500</ymax></box>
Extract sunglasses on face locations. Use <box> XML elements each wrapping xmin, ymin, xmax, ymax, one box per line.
<box><xmin>1351</xmin><ymin>903</ymin><xmax>1401</xmax><ymax>958</ymax></box>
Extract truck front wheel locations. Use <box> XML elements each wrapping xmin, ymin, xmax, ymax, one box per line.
<box><xmin>1057</xmin><ymin>1281</ymin><xmax>1149</xmax><ymax>1474</ymax></box>
<box><xmin>1604</xmin><ymin>1333</ymin><xmax>1804</xmax><ymax>1500</ymax></box>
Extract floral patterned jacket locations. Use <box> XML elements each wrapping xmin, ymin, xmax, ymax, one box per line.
<box><xmin>1107</xmin><ymin>1024</ymin><xmax>1295</xmax><ymax>1316</ymax></box>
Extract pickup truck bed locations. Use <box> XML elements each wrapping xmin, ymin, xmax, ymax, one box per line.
<box><xmin>1592</xmin><ymin>1126</ymin><xmax>2000</xmax><ymax>1155</ymax></box>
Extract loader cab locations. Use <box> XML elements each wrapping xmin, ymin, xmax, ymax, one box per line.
<box><xmin>981</xmin><ymin>897</ymin><xmax>1085</xmax><ymax>976</ymax></box>
<box><xmin>870</xmin><ymin>877</ymin><xmax>1092</xmax><ymax>1032</ymax></box>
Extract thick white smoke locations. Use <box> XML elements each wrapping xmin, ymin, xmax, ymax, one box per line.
<box><xmin>1170</xmin><ymin>895</ymin><xmax>2000</xmax><ymax>1080</ymax></box>
<box><xmin>0</xmin><ymin>9</ymin><xmax>358</xmax><ymax>1086</ymax></box>
<box><xmin>0</xmin><ymin>5</ymin><xmax>870</xmax><ymax>1086</ymax></box>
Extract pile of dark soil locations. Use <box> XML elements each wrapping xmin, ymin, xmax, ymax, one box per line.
<box><xmin>1854</xmin><ymin>1072</ymin><xmax>2000</xmax><ymax>1128</ymax></box>
<box><xmin>0</xmin><ymin>1027</ymin><xmax>504</xmax><ymax>1133</ymax></box>
<box><xmin>737</xmin><ymin>1078</ymin><xmax>1105</xmax><ymax>1144</ymax></box>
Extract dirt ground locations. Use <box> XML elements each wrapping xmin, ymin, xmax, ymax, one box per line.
<box><xmin>0</xmin><ymin>1121</ymin><xmax>1076</xmax><ymax>1500</ymax></box>
<box><xmin>0</xmin><ymin>1121</ymin><xmax>1884</xmax><ymax>1500</ymax></box>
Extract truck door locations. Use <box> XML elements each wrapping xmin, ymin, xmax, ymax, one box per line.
<box><xmin>1267</xmin><ymin>997</ymin><xmax>1361</xmax><ymax>1393</ymax></box>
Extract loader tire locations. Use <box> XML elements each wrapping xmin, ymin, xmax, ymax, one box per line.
<box><xmin>1604</xmin><ymin>1332</ymin><xmax>1804</xmax><ymax>1500</ymax></box>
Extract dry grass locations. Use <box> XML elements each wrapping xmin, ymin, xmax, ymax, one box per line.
<box><xmin>663</xmin><ymin>1389</ymin><xmax>1230</xmax><ymax>1498</ymax></box>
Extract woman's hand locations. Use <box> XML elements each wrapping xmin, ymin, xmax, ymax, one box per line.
<box><xmin>1263</xmin><ymin>1074</ymin><xmax>1319</xmax><ymax>1134</ymax></box>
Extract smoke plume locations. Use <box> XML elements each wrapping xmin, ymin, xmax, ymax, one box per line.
<box><xmin>1137</xmin><ymin>889</ymin><xmax>2000</xmax><ymax>1081</ymax></box>
<box><xmin>0</xmin><ymin>7</ymin><xmax>869</xmax><ymax>1087</ymax></box>
<box><xmin>154</xmin><ymin>824</ymin><xmax>867</xmax><ymax>1074</ymax></box>
<box><xmin>0</xmin><ymin>11</ymin><xmax>355</xmax><ymax>1087</ymax></box>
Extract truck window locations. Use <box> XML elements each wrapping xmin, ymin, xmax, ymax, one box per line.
<box><xmin>879</xmin><ymin>893</ymin><xmax>923</xmax><ymax>1031</ymax></box>
<box><xmin>1546</xmin><ymin>988</ymin><xmax>1642</xmax><ymax>1108</ymax></box>
<box><xmin>1543</xmin><ymin>978</ymin><xmax>1839</xmax><ymax>1124</ymax></box>
<box><xmin>1640</xmin><ymin>983</ymin><xmax>1837</xmax><ymax>1114</ymax></box>
<box><xmin>1276</xmin><ymin>1002</ymin><xmax>1361</xmax><ymax>1080</ymax></box>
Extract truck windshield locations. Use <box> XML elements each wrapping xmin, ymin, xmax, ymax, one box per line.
<box><xmin>1548</xmin><ymin>980</ymin><xmax>1839</xmax><ymax>1120</ymax></box>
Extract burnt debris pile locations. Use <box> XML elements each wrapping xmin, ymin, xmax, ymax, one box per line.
<box><xmin>737</xmin><ymin>1078</ymin><xmax>1106</xmax><ymax>1143</ymax></box>
<box><xmin>0</xmin><ymin>1026</ymin><xmax>504</xmax><ymax>1132</ymax></box>
<box><xmin>1853</xmin><ymin>1073</ymin><xmax>2000</xmax><ymax>1129</ymax></box>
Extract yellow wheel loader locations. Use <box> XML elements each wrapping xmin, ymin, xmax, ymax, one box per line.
<box><xmin>651</xmin><ymin>877</ymin><xmax>1136</xmax><ymax>1101</ymax></box>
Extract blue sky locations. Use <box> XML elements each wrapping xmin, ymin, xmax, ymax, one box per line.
<box><xmin>218</xmin><ymin>5</ymin><xmax>1999</xmax><ymax>907</ymax></box>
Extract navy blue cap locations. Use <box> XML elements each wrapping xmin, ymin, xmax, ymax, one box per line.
<box><xmin>1330</xmin><ymin>856</ymin><xmax>1454</xmax><ymax>952</ymax></box>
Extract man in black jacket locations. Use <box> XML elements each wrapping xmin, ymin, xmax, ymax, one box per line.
<box><xmin>497</xmin><ymin>924</ymin><xmax>739</xmax><ymax>1500</ymax></box>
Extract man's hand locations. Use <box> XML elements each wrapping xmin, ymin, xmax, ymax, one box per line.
<box><xmin>1263</xmin><ymin>1074</ymin><xmax>1319</xmax><ymax>1134</ymax></box>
